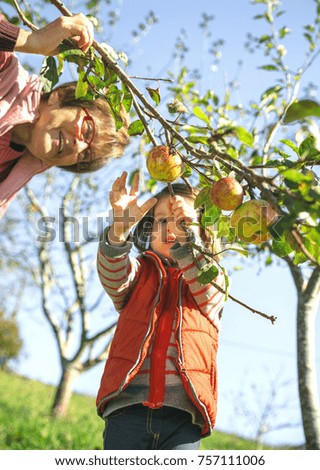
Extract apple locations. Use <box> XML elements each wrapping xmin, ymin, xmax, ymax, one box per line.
<box><xmin>146</xmin><ymin>145</ymin><xmax>184</xmax><ymax>182</ymax></box>
<box><xmin>230</xmin><ymin>199</ymin><xmax>278</xmax><ymax>244</ymax></box>
<box><xmin>210</xmin><ymin>177</ymin><xmax>244</xmax><ymax>211</ymax></box>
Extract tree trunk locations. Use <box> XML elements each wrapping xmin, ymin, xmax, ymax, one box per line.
<box><xmin>51</xmin><ymin>363</ymin><xmax>80</xmax><ymax>418</ymax></box>
<box><xmin>297</xmin><ymin>270</ymin><xmax>320</xmax><ymax>449</ymax></box>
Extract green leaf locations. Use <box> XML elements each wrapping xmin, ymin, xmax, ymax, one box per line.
<box><xmin>39</xmin><ymin>56</ymin><xmax>59</xmax><ymax>92</ymax></box>
<box><xmin>121</xmin><ymin>86</ymin><xmax>133</xmax><ymax>113</ymax></box>
<box><xmin>235</xmin><ymin>127</ymin><xmax>254</xmax><ymax>147</ymax></box>
<box><xmin>193</xmin><ymin>106</ymin><xmax>211</xmax><ymax>126</ymax></box>
<box><xmin>273</xmin><ymin>147</ymin><xmax>291</xmax><ymax>159</ymax></box>
<box><xmin>94</xmin><ymin>56</ymin><xmax>105</xmax><ymax>77</ymax></box>
<box><xmin>194</xmin><ymin>187</ymin><xmax>211</xmax><ymax>209</ymax></box>
<box><xmin>284</xmin><ymin>99</ymin><xmax>320</xmax><ymax>123</ymax></box>
<box><xmin>182</xmin><ymin>164</ymin><xmax>192</xmax><ymax>178</ymax></box>
<box><xmin>146</xmin><ymin>87</ymin><xmax>161</xmax><ymax>106</ymax></box>
<box><xmin>104</xmin><ymin>68</ymin><xmax>119</xmax><ymax>86</ymax></box>
<box><xmin>197</xmin><ymin>264</ymin><xmax>219</xmax><ymax>285</ymax></box>
<box><xmin>272</xmin><ymin>233</ymin><xmax>293</xmax><ymax>257</ymax></box>
<box><xmin>225</xmin><ymin>244</ymin><xmax>249</xmax><ymax>257</ymax></box>
<box><xmin>298</xmin><ymin>135</ymin><xmax>320</xmax><ymax>159</ymax></box>
<box><xmin>217</xmin><ymin>215</ymin><xmax>230</xmax><ymax>238</ymax></box>
<box><xmin>282</xmin><ymin>168</ymin><xmax>314</xmax><ymax>186</ymax></box>
<box><xmin>259</xmin><ymin>64</ymin><xmax>278</xmax><ymax>71</ymax></box>
<box><xmin>186</xmin><ymin>135</ymin><xmax>210</xmax><ymax>145</ymax></box>
<box><xmin>269</xmin><ymin>214</ymin><xmax>295</xmax><ymax>238</ymax></box>
<box><xmin>202</xmin><ymin>204</ymin><xmax>221</xmax><ymax>226</ymax></box>
<box><xmin>87</xmin><ymin>75</ymin><xmax>105</xmax><ymax>91</ymax></box>
<box><xmin>128</xmin><ymin>120</ymin><xmax>145</xmax><ymax>136</ymax></box>
<box><xmin>279</xmin><ymin>139</ymin><xmax>299</xmax><ymax>155</ymax></box>
<box><xmin>75</xmin><ymin>70</ymin><xmax>88</xmax><ymax>99</ymax></box>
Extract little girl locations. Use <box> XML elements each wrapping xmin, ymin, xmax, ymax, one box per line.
<box><xmin>96</xmin><ymin>171</ymin><xmax>225</xmax><ymax>450</ymax></box>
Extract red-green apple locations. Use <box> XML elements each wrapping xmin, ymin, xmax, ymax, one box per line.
<box><xmin>146</xmin><ymin>146</ymin><xmax>184</xmax><ymax>182</ymax></box>
<box><xmin>210</xmin><ymin>177</ymin><xmax>244</xmax><ymax>211</ymax></box>
<box><xmin>230</xmin><ymin>199</ymin><xmax>278</xmax><ymax>244</ymax></box>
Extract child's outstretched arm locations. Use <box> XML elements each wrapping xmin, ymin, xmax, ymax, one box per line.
<box><xmin>172</xmin><ymin>241</ymin><xmax>225</xmax><ymax>329</ymax></box>
<box><xmin>169</xmin><ymin>196</ymin><xmax>225</xmax><ymax>329</ymax></box>
<box><xmin>97</xmin><ymin>171</ymin><xmax>157</xmax><ymax>312</ymax></box>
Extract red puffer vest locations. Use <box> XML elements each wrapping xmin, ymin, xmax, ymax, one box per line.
<box><xmin>96</xmin><ymin>251</ymin><xmax>219</xmax><ymax>436</ymax></box>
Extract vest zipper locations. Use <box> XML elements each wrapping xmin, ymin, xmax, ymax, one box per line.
<box><xmin>176</xmin><ymin>277</ymin><xmax>212</xmax><ymax>434</ymax></box>
<box><xmin>143</xmin><ymin>308</ymin><xmax>174</xmax><ymax>408</ymax></box>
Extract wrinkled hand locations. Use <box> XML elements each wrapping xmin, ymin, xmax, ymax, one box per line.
<box><xmin>15</xmin><ymin>13</ymin><xmax>94</xmax><ymax>56</ymax></box>
<box><xmin>108</xmin><ymin>171</ymin><xmax>157</xmax><ymax>246</ymax></box>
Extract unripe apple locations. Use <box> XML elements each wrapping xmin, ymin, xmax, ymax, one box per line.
<box><xmin>146</xmin><ymin>146</ymin><xmax>184</xmax><ymax>183</ymax></box>
<box><xmin>210</xmin><ymin>177</ymin><xmax>244</xmax><ymax>211</ymax></box>
<box><xmin>230</xmin><ymin>199</ymin><xmax>278</xmax><ymax>244</ymax></box>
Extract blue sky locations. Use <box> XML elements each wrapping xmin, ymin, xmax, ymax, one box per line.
<box><xmin>3</xmin><ymin>0</ymin><xmax>320</xmax><ymax>447</ymax></box>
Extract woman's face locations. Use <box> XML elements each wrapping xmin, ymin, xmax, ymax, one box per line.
<box><xmin>27</xmin><ymin>99</ymin><xmax>95</xmax><ymax>168</ymax></box>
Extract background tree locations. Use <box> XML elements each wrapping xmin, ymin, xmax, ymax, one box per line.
<box><xmin>21</xmin><ymin>173</ymin><xmax>118</xmax><ymax>418</ymax></box>
<box><xmin>0</xmin><ymin>310</ymin><xmax>22</xmax><ymax>370</ymax></box>
<box><xmin>231</xmin><ymin>368</ymin><xmax>300</xmax><ymax>449</ymax></box>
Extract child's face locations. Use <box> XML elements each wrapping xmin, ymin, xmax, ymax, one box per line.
<box><xmin>27</xmin><ymin>100</ymin><xmax>96</xmax><ymax>168</ymax></box>
<box><xmin>151</xmin><ymin>194</ymin><xmax>199</xmax><ymax>259</ymax></box>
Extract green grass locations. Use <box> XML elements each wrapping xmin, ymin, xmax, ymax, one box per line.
<box><xmin>0</xmin><ymin>369</ymin><xmax>292</xmax><ymax>450</ymax></box>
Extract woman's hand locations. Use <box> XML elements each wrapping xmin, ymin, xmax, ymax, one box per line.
<box><xmin>108</xmin><ymin>171</ymin><xmax>157</xmax><ymax>246</ymax></box>
<box><xmin>170</xmin><ymin>195</ymin><xmax>198</xmax><ymax>244</ymax></box>
<box><xmin>15</xmin><ymin>13</ymin><xmax>94</xmax><ymax>56</ymax></box>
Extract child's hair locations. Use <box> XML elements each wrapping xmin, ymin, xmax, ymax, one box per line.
<box><xmin>133</xmin><ymin>183</ymin><xmax>221</xmax><ymax>256</ymax></box>
<box><xmin>41</xmin><ymin>82</ymin><xmax>130</xmax><ymax>173</ymax></box>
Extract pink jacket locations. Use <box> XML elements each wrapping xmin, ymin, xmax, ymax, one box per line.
<box><xmin>0</xmin><ymin>45</ymin><xmax>48</xmax><ymax>218</ymax></box>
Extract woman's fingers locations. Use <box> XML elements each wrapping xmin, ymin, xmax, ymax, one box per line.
<box><xmin>20</xmin><ymin>13</ymin><xmax>95</xmax><ymax>56</ymax></box>
<box><xmin>71</xmin><ymin>13</ymin><xmax>94</xmax><ymax>52</ymax></box>
<box><xmin>59</xmin><ymin>13</ymin><xmax>94</xmax><ymax>53</ymax></box>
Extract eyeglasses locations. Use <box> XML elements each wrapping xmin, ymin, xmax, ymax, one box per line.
<box><xmin>76</xmin><ymin>107</ymin><xmax>96</xmax><ymax>171</ymax></box>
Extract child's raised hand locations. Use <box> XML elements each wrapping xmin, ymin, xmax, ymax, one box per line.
<box><xmin>170</xmin><ymin>195</ymin><xmax>197</xmax><ymax>243</ymax></box>
<box><xmin>108</xmin><ymin>171</ymin><xmax>157</xmax><ymax>246</ymax></box>
<box><xmin>15</xmin><ymin>14</ymin><xmax>94</xmax><ymax>56</ymax></box>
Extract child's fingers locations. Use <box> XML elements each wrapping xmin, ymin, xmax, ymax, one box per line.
<box><xmin>112</xmin><ymin>172</ymin><xmax>127</xmax><ymax>194</ymax></box>
<box><xmin>140</xmin><ymin>197</ymin><xmax>157</xmax><ymax>218</ymax></box>
<box><xmin>129</xmin><ymin>172</ymin><xmax>140</xmax><ymax>197</ymax></box>
<box><xmin>109</xmin><ymin>190</ymin><xmax>115</xmax><ymax>207</ymax></box>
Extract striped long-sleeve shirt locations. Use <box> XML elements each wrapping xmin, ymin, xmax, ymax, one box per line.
<box><xmin>97</xmin><ymin>228</ymin><xmax>225</xmax><ymax>329</ymax></box>
<box><xmin>97</xmin><ymin>228</ymin><xmax>225</xmax><ymax>423</ymax></box>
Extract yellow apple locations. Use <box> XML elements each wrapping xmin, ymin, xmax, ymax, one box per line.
<box><xmin>146</xmin><ymin>146</ymin><xmax>184</xmax><ymax>183</ymax></box>
<box><xmin>230</xmin><ymin>199</ymin><xmax>278</xmax><ymax>244</ymax></box>
<box><xmin>210</xmin><ymin>177</ymin><xmax>244</xmax><ymax>211</ymax></box>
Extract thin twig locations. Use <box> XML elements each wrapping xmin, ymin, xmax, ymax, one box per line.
<box><xmin>190</xmin><ymin>242</ymin><xmax>277</xmax><ymax>324</ymax></box>
<box><xmin>129</xmin><ymin>92</ymin><xmax>158</xmax><ymax>146</ymax></box>
<box><xmin>12</xmin><ymin>0</ymin><xmax>38</xmax><ymax>31</ymax></box>
<box><xmin>129</xmin><ymin>75</ymin><xmax>173</xmax><ymax>83</ymax></box>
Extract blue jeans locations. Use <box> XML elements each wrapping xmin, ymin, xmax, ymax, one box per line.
<box><xmin>103</xmin><ymin>404</ymin><xmax>202</xmax><ymax>450</ymax></box>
